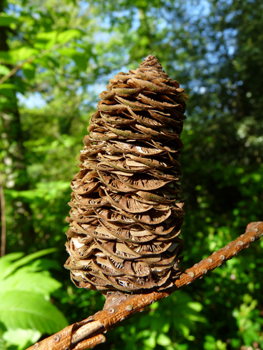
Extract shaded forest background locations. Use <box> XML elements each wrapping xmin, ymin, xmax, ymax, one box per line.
<box><xmin>0</xmin><ymin>0</ymin><xmax>263</xmax><ymax>349</ymax></box>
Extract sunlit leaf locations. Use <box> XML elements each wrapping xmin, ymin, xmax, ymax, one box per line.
<box><xmin>156</xmin><ymin>333</ymin><xmax>171</xmax><ymax>346</ymax></box>
<box><xmin>0</xmin><ymin>83</ymin><xmax>18</xmax><ymax>90</ymax></box>
<box><xmin>57</xmin><ymin>29</ymin><xmax>82</xmax><ymax>44</ymax></box>
<box><xmin>0</xmin><ymin>249</ymin><xmax>57</xmax><ymax>280</ymax></box>
<box><xmin>0</xmin><ymin>64</ymin><xmax>10</xmax><ymax>75</ymax></box>
<box><xmin>0</xmin><ymin>290</ymin><xmax>68</xmax><ymax>334</ymax></box>
<box><xmin>8</xmin><ymin>47</ymin><xmax>39</xmax><ymax>62</ymax></box>
<box><xmin>3</xmin><ymin>328</ymin><xmax>41</xmax><ymax>350</ymax></box>
<box><xmin>0</xmin><ymin>270</ymin><xmax>61</xmax><ymax>297</ymax></box>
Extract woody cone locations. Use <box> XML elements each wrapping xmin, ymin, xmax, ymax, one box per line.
<box><xmin>65</xmin><ymin>55</ymin><xmax>188</xmax><ymax>295</ymax></box>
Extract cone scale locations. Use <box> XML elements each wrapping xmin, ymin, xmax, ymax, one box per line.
<box><xmin>65</xmin><ymin>55</ymin><xmax>187</xmax><ymax>294</ymax></box>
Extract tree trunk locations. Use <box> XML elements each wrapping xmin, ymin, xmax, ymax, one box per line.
<box><xmin>0</xmin><ymin>0</ymin><xmax>36</xmax><ymax>252</ymax></box>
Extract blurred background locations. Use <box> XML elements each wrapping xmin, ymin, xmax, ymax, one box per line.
<box><xmin>0</xmin><ymin>0</ymin><xmax>263</xmax><ymax>349</ymax></box>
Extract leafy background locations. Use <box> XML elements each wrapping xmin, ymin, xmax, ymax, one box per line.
<box><xmin>0</xmin><ymin>0</ymin><xmax>263</xmax><ymax>349</ymax></box>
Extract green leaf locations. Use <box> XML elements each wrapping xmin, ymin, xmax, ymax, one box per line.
<box><xmin>0</xmin><ymin>328</ymin><xmax>7</xmax><ymax>350</ymax></box>
<box><xmin>38</xmin><ymin>55</ymin><xmax>59</xmax><ymax>68</ymax></box>
<box><xmin>0</xmin><ymin>65</ymin><xmax>10</xmax><ymax>75</ymax></box>
<box><xmin>3</xmin><ymin>328</ymin><xmax>41</xmax><ymax>350</ymax></box>
<box><xmin>187</xmin><ymin>301</ymin><xmax>203</xmax><ymax>312</ymax></box>
<box><xmin>35</xmin><ymin>31</ymin><xmax>58</xmax><ymax>41</ymax></box>
<box><xmin>22</xmin><ymin>62</ymin><xmax>36</xmax><ymax>80</ymax></box>
<box><xmin>0</xmin><ymin>321</ymin><xmax>7</xmax><ymax>334</ymax></box>
<box><xmin>0</xmin><ymin>83</ymin><xmax>17</xmax><ymax>90</ymax></box>
<box><xmin>57</xmin><ymin>47</ymin><xmax>77</xmax><ymax>57</ymax></box>
<box><xmin>56</xmin><ymin>48</ymin><xmax>87</xmax><ymax>70</ymax></box>
<box><xmin>73</xmin><ymin>54</ymin><xmax>87</xmax><ymax>71</ymax></box>
<box><xmin>35</xmin><ymin>31</ymin><xmax>58</xmax><ymax>49</ymax></box>
<box><xmin>156</xmin><ymin>333</ymin><xmax>171</xmax><ymax>346</ymax></box>
<box><xmin>0</xmin><ymin>249</ymin><xmax>57</xmax><ymax>280</ymax></box>
<box><xmin>9</xmin><ymin>47</ymin><xmax>39</xmax><ymax>62</ymax></box>
<box><xmin>179</xmin><ymin>324</ymin><xmax>194</xmax><ymax>341</ymax></box>
<box><xmin>0</xmin><ymin>252</ymin><xmax>24</xmax><ymax>265</ymax></box>
<box><xmin>0</xmin><ymin>85</ymin><xmax>15</xmax><ymax>98</ymax></box>
<box><xmin>143</xmin><ymin>331</ymin><xmax>156</xmax><ymax>348</ymax></box>
<box><xmin>0</xmin><ymin>290</ymin><xmax>68</xmax><ymax>334</ymax></box>
<box><xmin>26</xmin><ymin>258</ymin><xmax>61</xmax><ymax>272</ymax></box>
<box><xmin>0</xmin><ymin>83</ymin><xmax>24</xmax><ymax>96</ymax></box>
<box><xmin>0</xmin><ymin>270</ymin><xmax>61</xmax><ymax>297</ymax></box>
<box><xmin>0</xmin><ymin>13</ymin><xmax>18</xmax><ymax>27</ymax></box>
<box><xmin>57</xmin><ymin>29</ymin><xmax>82</xmax><ymax>44</ymax></box>
<box><xmin>0</xmin><ymin>253</ymin><xmax>23</xmax><ymax>282</ymax></box>
<box><xmin>0</xmin><ymin>51</ymin><xmax>11</xmax><ymax>63</ymax></box>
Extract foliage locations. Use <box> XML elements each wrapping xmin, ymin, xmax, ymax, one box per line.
<box><xmin>0</xmin><ymin>249</ymin><xmax>67</xmax><ymax>349</ymax></box>
<box><xmin>108</xmin><ymin>291</ymin><xmax>206</xmax><ymax>350</ymax></box>
<box><xmin>0</xmin><ymin>0</ymin><xmax>262</xmax><ymax>349</ymax></box>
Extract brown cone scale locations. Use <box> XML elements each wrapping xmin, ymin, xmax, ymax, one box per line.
<box><xmin>64</xmin><ymin>55</ymin><xmax>188</xmax><ymax>294</ymax></box>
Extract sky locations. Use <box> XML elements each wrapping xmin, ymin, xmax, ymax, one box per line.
<box><xmin>15</xmin><ymin>0</ymin><xmax>236</xmax><ymax>109</ymax></box>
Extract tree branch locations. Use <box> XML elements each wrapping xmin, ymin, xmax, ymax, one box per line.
<box><xmin>0</xmin><ymin>56</ymin><xmax>34</xmax><ymax>86</ymax></box>
<box><xmin>26</xmin><ymin>221</ymin><xmax>263</xmax><ymax>350</ymax></box>
<box><xmin>0</xmin><ymin>43</ymin><xmax>64</xmax><ymax>86</ymax></box>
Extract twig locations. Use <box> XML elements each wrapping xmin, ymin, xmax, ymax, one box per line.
<box><xmin>0</xmin><ymin>172</ymin><xmax>6</xmax><ymax>257</ymax></box>
<box><xmin>26</xmin><ymin>221</ymin><xmax>263</xmax><ymax>350</ymax></box>
<box><xmin>0</xmin><ymin>56</ymin><xmax>34</xmax><ymax>86</ymax></box>
<box><xmin>0</xmin><ymin>43</ymin><xmax>61</xmax><ymax>86</ymax></box>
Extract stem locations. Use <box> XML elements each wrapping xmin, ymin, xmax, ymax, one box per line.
<box><xmin>26</xmin><ymin>221</ymin><xmax>263</xmax><ymax>350</ymax></box>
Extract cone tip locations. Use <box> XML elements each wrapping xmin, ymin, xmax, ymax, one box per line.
<box><xmin>143</xmin><ymin>55</ymin><xmax>159</xmax><ymax>63</ymax></box>
<box><xmin>141</xmin><ymin>55</ymin><xmax>163</xmax><ymax>68</ymax></box>
<box><xmin>144</xmin><ymin>55</ymin><xmax>157</xmax><ymax>62</ymax></box>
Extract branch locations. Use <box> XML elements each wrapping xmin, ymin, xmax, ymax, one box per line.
<box><xmin>0</xmin><ymin>43</ymin><xmax>62</xmax><ymax>86</ymax></box>
<box><xmin>0</xmin><ymin>56</ymin><xmax>34</xmax><ymax>86</ymax></box>
<box><xmin>26</xmin><ymin>221</ymin><xmax>263</xmax><ymax>350</ymax></box>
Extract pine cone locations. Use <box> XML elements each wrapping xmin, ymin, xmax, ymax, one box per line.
<box><xmin>65</xmin><ymin>55</ymin><xmax>187</xmax><ymax>294</ymax></box>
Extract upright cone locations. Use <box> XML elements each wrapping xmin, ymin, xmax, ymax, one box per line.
<box><xmin>65</xmin><ymin>55</ymin><xmax>187</xmax><ymax>294</ymax></box>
